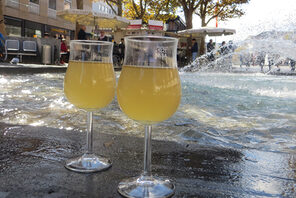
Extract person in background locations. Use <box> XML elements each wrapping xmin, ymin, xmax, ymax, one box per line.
<box><xmin>268</xmin><ymin>54</ymin><xmax>274</xmax><ymax>71</ymax></box>
<box><xmin>191</xmin><ymin>38</ymin><xmax>198</xmax><ymax>61</ymax></box>
<box><xmin>290</xmin><ymin>59</ymin><xmax>295</xmax><ymax>71</ymax></box>
<box><xmin>44</xmin><ymin>32</ymin><xmax>50</xmax><ymax>39</ymax></box>
<box><xmin>119</xmin><ymin>38</ymin><xmax>125</xmax><ymax>65</ymax></box>
<box><xmin>207</xmin><ymin>39</ymin><xmax>215</xmax><ymax>61</ymax></box>
<box><xmin>220</xmin><ymin>41</ymin><xmax>227</xmax><ymax>55</ymax></box>
<box><xmin>219</xmin><ymin>41</ymin><xmax>232</xmax><ymax>70</ymax></box>
<box><xmin>0</xmin><ymin>31</ymin><xmax>6</xmax><ymax>49</ymax></box>
<box><xmin>0</xmin><ymin>29</ymin><xmax>6</xmax><ymax>61</ymax></box>
<box><xmin>113</xmin><ymin>41</ymin><xmax>120</xmax><ymax>66</ymax></box>
<box><xmin>207</xmin><ymin>39</ymin><xmax>214</xmax><ymax>52</ymax></box>
<box><xmin>228</xmin><ymin>40</ymin><xmax>234</xmax><ymax>53</ymax></box>
<box><xmin>98</xmin><ymin>31</ymin><xmax>107</xmax><ymax>41</ymax></box>
<box><xmin>60</xmin><ymin>38</ymin><xmax>69</xmax><ymax>64</ymax></box>
<box><xmin>78</xmin><ymin>25</ymin><xmax>87</xmax><ymax>40</ymax></box>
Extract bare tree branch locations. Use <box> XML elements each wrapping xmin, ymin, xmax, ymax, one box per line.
<box><xmin>105</xmin><ymin>0</ymin><xmax>118</xmax><ymax>15</ymax></box>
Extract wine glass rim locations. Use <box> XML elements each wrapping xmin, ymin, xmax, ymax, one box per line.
<box><xmin>125</xmin><ymin>36</ymin><xmax>178</xmax><ymax>43</ymax></box>
<box><xmin>70</xmin><ymin>40</ymin><xmax>113</xmax><ymax>46</ymax></box>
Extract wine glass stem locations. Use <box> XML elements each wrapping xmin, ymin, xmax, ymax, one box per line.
<box><xmin>86</xmin><ymin>111</ymin><xmax>93</xmax><ymax>154</ymax></box>
<box><xmin>144</xmin><ymin>125</ymin><xmax>152</xmax><ymax>177</ymax></box>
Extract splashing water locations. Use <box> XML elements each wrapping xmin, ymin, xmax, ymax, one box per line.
<box><xmin>182</xmin><ymin>31</ymin><xmax>296</xmax><ymax>73</ymax></box>
<box><xmin>0</xmin><ymin>71</ymin><xmax>295</xmax><ymax>154</ymax></box>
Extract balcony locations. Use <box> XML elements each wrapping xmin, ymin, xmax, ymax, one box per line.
<box><xmin>28</xmin><ymin>2</ymin><xmax>39</xmax><ymax>15</ymax></box>
<box><xmin>5</xmin><ymin>0</ymin><xmax>19</xmax><ymax>8</ymax></box>
<box><xmin>48</xmin><ymin>8</ymin><xmax>56</xmax><ymax>19</ymax></box>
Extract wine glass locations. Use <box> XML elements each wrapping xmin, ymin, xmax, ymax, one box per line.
<box><xmin>117</xmin><ymin>36</ymin><xmax>181</xmax><ymax>197</ymax></box>
<box><xmin>63</xmin><ymin>40</ymin><xmax>116</xmax><ymax>173</ymax></box>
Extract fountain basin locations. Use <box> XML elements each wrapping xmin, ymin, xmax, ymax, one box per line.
<box><xmin>0</xmin><ymin>66</ymin><xmax>295</xmax><ymax>196</ymax></box>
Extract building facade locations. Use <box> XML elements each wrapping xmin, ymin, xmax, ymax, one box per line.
<box><xmin>165</xmin><ymin>16</ymin><xmax>186</xmax><ymax>33</ymax></box>
<box><xmin>2</xmin><ymin>0</ymin><xmax>78</xmax><ymax>39</ymax></box>
<box><xmin>2</xmin><ymin>0</ymin><xmax>121</xmax><ymax>38</ymax></box>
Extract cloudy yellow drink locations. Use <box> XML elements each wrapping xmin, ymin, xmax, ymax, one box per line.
<box><xmin>64</xmin><ymin>61</ymin><xmax>116</xmax><ymax>111</ymax></box>
<box><xmin>117</xmin><ymin>65</ymin><xmax>181</xmax><ymax>124</ymax></box>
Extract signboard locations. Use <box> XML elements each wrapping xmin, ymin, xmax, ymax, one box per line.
<box><xmin>127</xmin><ymin>19</ymin><xmax>142</xmax><ymax>29</ymax></box>
<box><xmin>148</xmin><ymin>20</ymin><xmax>163</xmax><ymax>30</ymax></box>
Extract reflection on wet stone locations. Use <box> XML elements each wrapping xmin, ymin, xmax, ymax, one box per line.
<box><xmin>0</xmin><ymin>123</ymin><xmax>296</xmax><ymax>197</ymax></box>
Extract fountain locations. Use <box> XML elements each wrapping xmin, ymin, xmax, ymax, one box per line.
<box><xmin>182</xmin><ymin>32</ymin><xmax>296</xmax><ymax>73</ymax></box>
<box><xmin>1</xmin><ymin>12</ymin><xmax>296</xmax><ymax>197</ymax></box>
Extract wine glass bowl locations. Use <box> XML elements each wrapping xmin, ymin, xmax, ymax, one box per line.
<box><xmin>117</xmin><ymin>65</ymin><xmax>181</xmax><ymax>124</ymax></box>
<box><xmin>117</xmin><ymin>36</ymin><xmax>181</xmax><ymax>197</ymax></box>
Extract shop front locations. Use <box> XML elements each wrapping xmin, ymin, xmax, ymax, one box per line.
<box><xmin>25</xmin><ymin>20</ymin><xmax>42</xmax><ymax>38</ymax></box>
<box><xmin>45</xmin><ymin>25</ymin><xmax>74</xmax><ymax>40</ymax></box>
<box><xmin>4</xmin><ymin>16</ymin><xmax>22</xmax><ymax>37</ymax></box>
<box><xmin>4</xmin><ymin>16</ymin><xmax>74</xmax><ymax>39</ymax></box>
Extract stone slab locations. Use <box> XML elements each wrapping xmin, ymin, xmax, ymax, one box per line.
<box><xmin>0</xmin><ymin>123</ymin><xmax>296</xmax><ymax>197</ymax></box>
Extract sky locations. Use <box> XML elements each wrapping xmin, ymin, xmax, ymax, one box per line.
<box><xmin>185</xmin><ymin>0</ymin><xmax>296</xmax><ymax>41</ymax></box>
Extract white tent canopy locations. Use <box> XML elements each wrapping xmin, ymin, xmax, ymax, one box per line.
<box><xmin>178</xmin><ymin>27</ymin><xmax>236</xmax><ymax>37</ymax></box>
<box><xmin>57</xmin><ymin>9</ymin><xmax>130</xmax><ymax>29</ymax></box>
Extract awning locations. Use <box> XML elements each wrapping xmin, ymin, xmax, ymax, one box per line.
<box><xmin>57</xmin><ymin>9</ymin><xmax>130</xmax><ymax>29</ymax></box>
<box><xmin>178</xmin><ymin>27</ymin><xmax>236</xmax><ymax>37</ymax></box>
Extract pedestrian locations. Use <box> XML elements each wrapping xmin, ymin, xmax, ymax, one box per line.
<box><xmin>119</xmin><ymin>38</ymin><xmax>125</xmax><ymax>65</ymax></box>
<box><xmin>228</xmin><ymin>40</ymin><xmax>234</xmax><ymax>53</ymax></box>
<box><xmin>191</xmin><ymin>38</ymin><xmax>198</xmax><ymax>61</ymax></box>
<box><xmin>290</xmin><ymin>59</ymin><xmax>295</xmax><ymax>71</ymax></box>
<box><xmin>0</xmin><ymin>31</ymin><xmax>5</xmax><ymax>46</ymax></box>
<box><xmin>207</xmin><ymin>39</ymin><xmax>214</xmax><ymax>53</ymax></box>
<box><xmin>78</xmin><ymin>25</ymin><xmax>87</xmax><ymax>40</ymax></box>
<box><xmin>98</xmin><ymin>31</ymin><xmax>107</xmax><ymax>41</ymax></box>
<box><xmin>268</xmin><ymin>54</ymin><xmax>274</xmax><ymax>71</ymax></box>
<box><xmin>60</xmin><ymin>38</ymin><xmax>69</xmax><ymax>64</ymax></box>
<box><xmin>44</xmin><ymin>32</ymin><xmax>50</xmax><ymax>39</ymax></box>
<box><xmin>207</xmin><ymin>39</ymin><xmax>215</xmax><ymax>61</ymax></box>
<box><xmin>220</xmin><ymin>41</ymin><xmax>228</xmax><ymax>55</ymax></box>
<box><xmin>219</xmin><ymin>41</ymin><xmax>232</xmax><ymax>70</ymax></box>
<box><xmin>0</xmin><ymin>32</ymin><xmax>6</xmax><ymax>62</ymax></box>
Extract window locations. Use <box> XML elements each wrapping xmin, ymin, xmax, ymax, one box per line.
<box><xmin>6</xmin><ymin>25</ymin><xmax>21</xmax><ymax>37</ymax></box>
<box><xmin>4</xmin><ymin>17</ymin><xmax>22</xmax><ymax>37</ymax></box>
<box><xmin>25</xmin><ymin>20</ymin><xmax>42</xmax><ymax>38</ymax></box>
<box><xmin>49</xmin><ymin>0</ymin><xmax>56</xmax><ymax>10</ymax></box>
<box><xmin>64</xmin><ymin>0</ymin><xmax>71</xmax><ymax>10</ymax></box>
<box><xmin>30</xmin><ymin>0</ymin><xmax>39</xmax><ymax>4</ymax></box>
<box><xmin>25</xmin><ymin>28</ymin><xmax>41</xmax><ymax>38</ymax></box>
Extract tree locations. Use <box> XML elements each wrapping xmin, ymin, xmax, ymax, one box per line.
<box><xmin>0</xmin><ymin>0</ymin><xmax>7</xmax><ymax>36</ymax></box>
<box><xmin>148</xmin><ymin>0</ymin><xmax>179</xmax><ymax>21</ymax></box>
<box><xmin>123</xmin><ymin>0</ymin><xmax>178</xmax><ymax>23</ymax></box>
<box><xmin>177</xmin><ymin>0</ymin><xmax>201</xmax><ymax>29</ymax></box>
<box><xmin>196</xmin><ymin>0</ymin><xmax>249</xmax><ymax>54</ymax></box>
<box><xmin>197</xmin><ymin>0</ymin><xmax>249</xmax><ymax>27</ymax></box>
<box><xmin>177</xmin><ymin>0</ymin><xmax>201</xmax><ymax>57</ymax></box>
<box><xmin>105</xmin><ymin>0</ymin><xmax>124</xmax><ymax>16</ymax></box>
<box><xmin>124</xmin><ymin>0</ymin><xmax>148</xmax><ymax>20</ymax></box>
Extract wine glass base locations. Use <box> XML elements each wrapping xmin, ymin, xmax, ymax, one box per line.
<box><xmin>118</xmin><ymin>175</ymin><xmax>175</xmax><ymax>198</ymax></box>
<box><xmin>65</xmin><ymin>153</ymin><xmax>112</xmax><ymax>173</ymax></box>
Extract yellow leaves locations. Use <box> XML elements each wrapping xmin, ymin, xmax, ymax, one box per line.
<box><xmin>197</xmin><ymin>0</ymin><xmax>249</xmax><ymax>26</ymax></box>
<box><xmin>123</xmin><ymin>0</ymin><xmax>177</xmax><ymax>23</ymax></box>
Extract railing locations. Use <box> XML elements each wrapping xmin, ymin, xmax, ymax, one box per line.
<box><xmin>48</xmin><ymin>8</ymin><xmax>56</xmax><ymax>19</ymax></box>
<box><xmin>5</xmin><ymin>0</ymin><xmax>19</xmax><ymax>8</ymax></box>
<box><xmin>28</xmin><ymin>2</ymin><xmax>39</xmax><ymax>15</ymax></box>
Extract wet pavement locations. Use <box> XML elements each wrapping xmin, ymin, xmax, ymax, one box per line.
<box><xmin>0</xmin><ymin>123</ymin><xmax>296</xmax><ymax>198</ymax></box>
<box><xmin>0</xmin><ymin>63</ymin><xmax>295</xmax><ymax>75</ymax></box>
<box><xmin>231</xmin><ymin>65</ymin><xmax>296</xmax><ymax>76</ymax></box>
<box><xmin>0</xmin><ymin>63</ymin><xmax>67</xmax><ymax>74</ymax></box>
